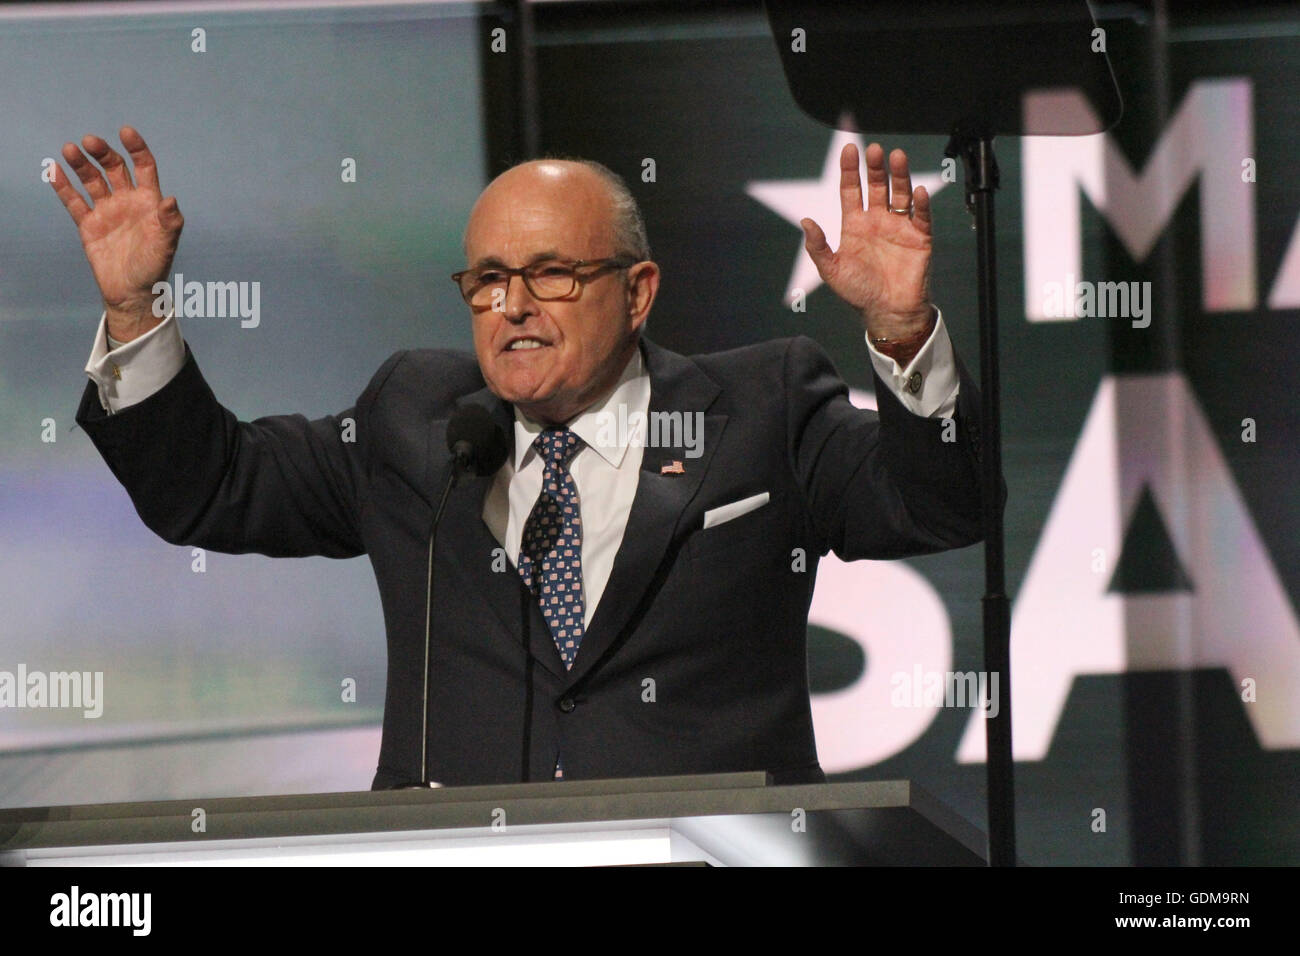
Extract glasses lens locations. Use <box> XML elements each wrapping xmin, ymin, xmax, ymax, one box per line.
<box><xmin>460</xmin><ymin>268</ymin><xmax>503</xmax><ymax>305</ymax></box>
<box><xmin>526</xmin><ymin>262</ymin><xmax>577</xmax><ymax>299</ymax></box>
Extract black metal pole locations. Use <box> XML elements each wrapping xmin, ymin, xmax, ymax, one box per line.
<box><xmin>946</xmin><ymin>129</ymin><xmax>1015</xmax><ymax>867</ymax></box>
<box><xmin>513</xmin><ymin>0</ymin><xmax>540</xmax><ymax>158</ymax></box>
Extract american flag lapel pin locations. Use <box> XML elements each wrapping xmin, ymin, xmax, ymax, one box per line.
<box><xmin>660</xmin><ymin>460</ymin><xmax>685</xmax><ymax>475</ymax></box>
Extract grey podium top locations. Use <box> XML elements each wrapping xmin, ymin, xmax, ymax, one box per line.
<box><xmin>0</xmin><ymin>774</ymin><xmax>988</xmax><ymax>866</ymax></box>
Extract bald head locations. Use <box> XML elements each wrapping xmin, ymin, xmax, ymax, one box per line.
<box><xmin>464</xmin><ymin>158</ymin><xmax>650</xmax><ymax>263</ymax></box>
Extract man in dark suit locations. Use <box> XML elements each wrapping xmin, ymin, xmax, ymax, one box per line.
<box><xmin>57</xmin><ymin>128</ymin><xmax>993</xmax><ymax>788</ymax></box>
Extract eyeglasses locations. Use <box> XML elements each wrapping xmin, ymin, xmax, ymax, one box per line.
<box><xmin>451</xmin><ymin>256</ymin><xmax>639</xmax><ymax>307</ymax></box>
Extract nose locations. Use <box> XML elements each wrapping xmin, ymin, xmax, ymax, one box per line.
<box><xmin>502</xmin><ymin>271</ymin><xmax>539</xmax><ymax>322</ymax></box>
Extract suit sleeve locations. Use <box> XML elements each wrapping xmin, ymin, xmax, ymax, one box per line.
<box><xmin>74</xmin><ymin>345</ymin><xmax>406</xmax><ymax>558</ymax></box>
<box><xmin>785</xmin><ymin>334</ymin><xmax>1004</xmax><ymax>561</ymax></box>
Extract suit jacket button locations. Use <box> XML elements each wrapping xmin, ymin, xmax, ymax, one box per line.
<box><xmin>558</xmin><ymin>697</ymin><xmax>576</xmax><ymax>713</ymax></box>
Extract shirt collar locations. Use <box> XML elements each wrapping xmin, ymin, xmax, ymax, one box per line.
<box><xmin>512</xmin><ymin>342</ymin><xmax>648</xmax><ymax>471</ymax></box>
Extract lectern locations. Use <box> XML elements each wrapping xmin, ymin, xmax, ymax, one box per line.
<box><xmin>0</xmin><ymin>774</ymin><xmax>984</xmax><ymax>866</ymax></box>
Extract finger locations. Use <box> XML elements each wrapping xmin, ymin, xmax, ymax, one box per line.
<box><xmin>889</xmin><ymin>148</ymin><xmax>913</xmax><ymax>212</ymax></box>
<box><xmin>800</xmin><ymin>217</ymin><xmax>834</xmax><ymax>277</ymax></box>
<box><xmin>863</xmin><ymin>142</ymin><xmax>888</xmax><ymax>212</ymax></box>
<box><xmin>49</xmin><ymin>162</ymin><xmax>92</xmax><ymax>226</ymax></box>
<box><xmin>120</xmin><ymin>126</ymin><xmax>161</xmax><ymax>193</ymax></box>
<box><xmin>912</xmin><ymin>185</ymin><xmax>932</xmax><ymax>236</ymax></box>
<box><xmin>157</xmin><ymin>195</ymin><xmax>184</xmax><ymax>234</ymax></box>
<box><xmin>838</xmin><ymin>142</ymin><xmax>863</xmax><ymax>220</ymax></box>
<box><xmin>62</xmin><ymin>140</ymin><xmax>110</xmax><ymax>201</ymax></box>
<box><xmin>82</xmin><ymin>133</ymin><xmax>133</xmax><ymax>192</ymax></box>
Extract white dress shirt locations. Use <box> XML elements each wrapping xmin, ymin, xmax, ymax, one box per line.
<box><xmin>84</xmin><ymin>309</ymin><xmax>961</xmax><ymax>626</ymax></box>
<box><xmin>483</xmin><ymin>346</ymin><xmax>650</xmax><ymax>628</ymax></box>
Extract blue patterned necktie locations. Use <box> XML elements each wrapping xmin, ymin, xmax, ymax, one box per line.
<box><xmin>517</xmin><ymin>427</ymin><xmax>585</xmax><ymax>780</ymax></box>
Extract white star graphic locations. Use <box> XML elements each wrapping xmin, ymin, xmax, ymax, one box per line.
<box><xmin>746</xmin><ymin>129</ymin><xmax>950</xmax><ymax>305</ymax></box>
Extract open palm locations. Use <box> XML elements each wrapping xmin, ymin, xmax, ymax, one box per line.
<box><xmin>801</xmin><ymin>142</ymin><xmax>933</xmax><ymax>333</ymax></box>
<box><xmin>51</xmin><ymin>127</ymin><xmax>183</xmax><ymax>334</ymax></box>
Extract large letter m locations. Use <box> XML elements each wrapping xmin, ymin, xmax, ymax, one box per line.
<box><xmin>1023</xmin><ymin>79</ymin><xmax>1255</xmax><ymax>320</ymax></box>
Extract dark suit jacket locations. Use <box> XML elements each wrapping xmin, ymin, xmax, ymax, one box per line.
<box><xmin>76</xmin><ymin>334</ymin><xmax>993</xmax><ymax>788</ymax></box>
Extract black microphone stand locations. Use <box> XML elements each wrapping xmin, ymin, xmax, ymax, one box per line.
<box><xmin>404</xmin><ymin>454</ymin><xmax>467</xmax><ymax>789</ymax></box>
<box><xmin>396</xmin><ymin>441</ymin><xmax>475</xmax><ymax>790</ymax></box>
<box><xmin>944</xmin><ymin>124</ymin><xmax>1013</xmax><ymax>867</ymax></box>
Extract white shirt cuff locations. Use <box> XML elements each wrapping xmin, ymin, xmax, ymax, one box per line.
<box><xmin>865</xmin><ymin>306</ymin><xmax>960</xmax><ymax>419</ymax></box>
<box><xmin>85</xmin><ymin>310</ymin><xmax>186</xmax><ymax>413</ymax></box>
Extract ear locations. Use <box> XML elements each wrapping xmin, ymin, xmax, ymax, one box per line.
<box><xmin>625</xmin><ymin>260</ymin><xmax>660</xmax><ymax>331</ymax></box>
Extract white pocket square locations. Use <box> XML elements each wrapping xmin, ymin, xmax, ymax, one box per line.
<box><xmin>702</xmin><ymin>491</ymin><xmax>770</xmax><ymax>530</ymax></box>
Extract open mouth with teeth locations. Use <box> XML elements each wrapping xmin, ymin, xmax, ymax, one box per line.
<box><xmin>505</xmin><ymin>338</ymin><xmax>550</xmax><ymax>352</ymax></box>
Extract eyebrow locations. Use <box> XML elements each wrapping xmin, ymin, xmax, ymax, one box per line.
<box><xmin>469</xmin><ymin>250</ymin><xmax>567</xmax><ymax>269</ymax></box>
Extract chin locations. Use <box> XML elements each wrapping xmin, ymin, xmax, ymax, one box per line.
<box><xmin>486</xmin><ymin>370</ymin><xmax>550</xmax><ymax>409</ymax></box>
<box><xmin>488</xmin><ymin>352</ymin><xmax>560</xmax><ymax>392</ymax></box>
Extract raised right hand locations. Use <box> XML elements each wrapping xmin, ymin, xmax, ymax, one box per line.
<box><xmin>50</xmin><ymin>126</ymin><xmax>183</xmax><ymax>343</ymax></box>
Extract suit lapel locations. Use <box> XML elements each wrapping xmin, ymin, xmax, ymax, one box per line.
<box><xmin>565</xmin><ymin>338</ymin><xmax>726</xmax><ymax>686</ymax></box>
<box><xmin>424</xmin><ymin>337</ymin><xmax>727</xmax><ymax>687</ymax></box>
<box><xmin>430</xmin><ymin>389</ymin><xmax>570</xmax><ymax>682</ymax></box>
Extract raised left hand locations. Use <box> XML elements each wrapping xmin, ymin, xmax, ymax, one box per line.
<box><xmin>800</xmin><ymin>142</ymin><xmax>934</xmax><ymax>340</ymax></box>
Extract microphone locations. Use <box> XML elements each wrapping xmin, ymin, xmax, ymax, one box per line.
<box><xmin>446</xmin><ymin>403</ymin><xmax>511</xmax><ymax>477</ymax></box>
<box><xmin>397</xmin><ymin>404</ymin><xmax>508</xmax><ymax>790</ymax></box>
